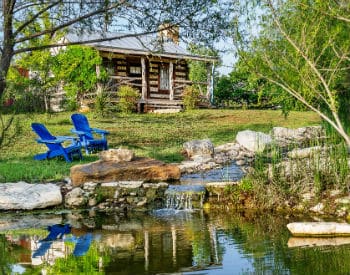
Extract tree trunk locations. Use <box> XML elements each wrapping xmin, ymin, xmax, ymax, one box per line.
<box><xmin>0</xmin><ymin>50</ymin><xmax>13</xmax><ymax>99</ymax></box>
<box><xmin>1</xmin><ymin>0</ymin><xmax>15</xmax><ymax>100</ymax></box>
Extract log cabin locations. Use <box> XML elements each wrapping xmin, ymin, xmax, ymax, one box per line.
<box><xmin>64</xmin><ymin>28</ymin><xmax>218</xmax><ymax>112</ymax></box>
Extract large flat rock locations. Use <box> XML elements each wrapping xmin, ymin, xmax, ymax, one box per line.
<box><xmin>0</xmin><ymin>182</ymin><xmax>62</xmax><ymax>210</ymax></box>
<box><xmin>70</xmin><ymin>157</ymin><xmax>181</xmax><ymax>186</ymax></box>
<box><xmin>287</xmin><ymin>222</ymin><xmax>350</xmax><ymax>236</ymax></box>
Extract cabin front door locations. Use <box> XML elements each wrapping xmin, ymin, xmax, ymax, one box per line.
<box><xmin>159</xmin><ymin>65</ymin><xmax>170</xmax><ymax>92</ymax></box>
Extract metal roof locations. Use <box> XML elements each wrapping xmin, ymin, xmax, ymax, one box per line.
<box><xmin>66</xmin><ymin>32</ymin><xmax>217</xmax><ymax>62</ymax></box>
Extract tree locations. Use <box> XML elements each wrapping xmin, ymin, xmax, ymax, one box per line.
<box><xmin>0</xmin><ymin>0</ymin><xmax>233</xmax><ymax>101</ymax></box>
<box><xmin>234</xmin><ymin>0</ymin><xmax>350</xmax><ymax>148</ymax></box>
<box><xmin>12</xmin><ymin>9</ymin><xmax>63</xmax><ymax>112</ymax></box>
<box><xmin>52</xmin><ymin>45</ymin><xmax>106</xmax><ymax>110</ymax></box>
<box><xmin>217</xmin><ymin>52</ymin><xmax>305</xmax><ymax>111</ymax></box>
<box><xmin>188</xmin><ymin>44</ymin><xmax>220</xmax><ymax>101</ymax></box>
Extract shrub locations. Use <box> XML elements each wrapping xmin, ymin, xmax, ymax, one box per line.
<box><xmin>117</xmin><ymin>85</ymin><xmax>140</xmax><ymax>114</ymax></box>
<box><xmin>183</xmin><ymin>85</ymin><xmax>200</xmax><ymax>110</ymax></box>
<box><xmin>94</xmin><ymin>92</ymin><xmax>112</xmax><ymax>117</ymax></box>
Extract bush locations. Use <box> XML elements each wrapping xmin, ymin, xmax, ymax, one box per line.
<box><xmin>94</xmin><ymin>92</ymin><xmax>112</xmax><ymax>117</ymax></box>
<box><xmin>117</xmin><ymin>85</ymin><xmax>140</xmax><ymax>114</ymax></box>
<box><xmin>183</xmin><ymin>85</ymin><xmax>200</xmax><ymax>110</ymax></box>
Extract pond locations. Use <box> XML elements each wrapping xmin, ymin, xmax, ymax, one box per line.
<box><xmin>1</xmin><ymin>209</ymin><xmax>350</xmax><ymax>275</ymax></box>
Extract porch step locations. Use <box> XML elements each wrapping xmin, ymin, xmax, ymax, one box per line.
<box><xmin>152</xmin><ymin>109</ymin><xmax>182</xmax><ymax>114</ymax></box>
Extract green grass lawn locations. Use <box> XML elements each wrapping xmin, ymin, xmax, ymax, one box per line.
<box><xmin>0</xmin><ymin>109</ymin><xmax>321</xmax><ymax>183</ymax></box>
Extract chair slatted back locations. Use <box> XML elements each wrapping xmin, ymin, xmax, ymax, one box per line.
<box><xmin>31</xmin><ymin>123</ymin><xmax>61</xmax><ymax>152</ymax></box>
<box><xmin>71</xmin><ymin>114</ymin><xmax>94</xmax><ymax>140</ymax></box>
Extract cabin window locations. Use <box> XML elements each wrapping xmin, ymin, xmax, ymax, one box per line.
<box><xmin>129</xmin><ymin>66</ymin><xmax>141</xmax><ymax>75</ymax></box>
<box><xmin>159</xmin><ymin>65</ymin><xmax>169</xmax><ymax>90</ymax></box>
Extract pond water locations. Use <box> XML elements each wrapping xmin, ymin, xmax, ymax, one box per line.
<box><xmin>1</xmin><ymin>210</ymin><xmax>350</xmax><ymax>275</ymax></box>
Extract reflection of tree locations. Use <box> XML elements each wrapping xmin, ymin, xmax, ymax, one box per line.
<box><xmin>0</xmin><ymin>235</ymin><xmax>13</xmax><ymax>275</ymax></box>
<box><xmin>184</xmin><ymin>212</ymin><xmax>223</xmax><ymax>268</ymax></box>
<box><xmin>191</xmin><ymin>227</ymin><xmax>212</xmax><ymax>267</ymax></box>
<box><xmin>209</xmin><ymin>212</ymin><xmax>291</xmax><ymax>274</ymax></box>
<box><xmin>287</xmin><ymin>246</ymin><xmax>350</xmax><ymax>275</ymax></box>
<box><xmin>209</xmin><ymin>211</ymin><xmax>350</xmax><ymax>275</ymax></box>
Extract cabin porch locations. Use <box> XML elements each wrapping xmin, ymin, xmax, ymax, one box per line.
<box><xmin>92</xmin><ymin>52</ymin><xmax>214</xmax><ymax>112</ymax></box>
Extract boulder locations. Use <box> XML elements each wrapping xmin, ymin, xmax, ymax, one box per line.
<box><xmin>335</xmin><ymin>196</ymin><xmax>350</xmax><ymax>205</ymax></box>
<box><xmin>310</xmin><ymin>202</ymin><xmax>325</xmax><ymax>214</ymax></box>
<box><xmin>272</xmin><ymin>126</ymin><xmax>324</xmax><ymax>146</ymax></box>
<box><xmin>70</xmin><ymin>157</ymin><xmax>181</xmax><ymax>186</ymax></box>
<box><xmin>65</xmin><ymin>187</ymin><xmax>86</xmax><ymax>208</ymax></box>
<box><xmin>99</xmin><ymin>148</ymin><xmax>134</xmax><ymax>162</ymax></box>
<box><xmin>214</xmin><ymin>142</ymin><xmax>240</xmax><ymax>154</ymax></box>
<box><xmin>183</xmin><ymin>139</ymin><xmax>214</xmax><ymax>158</ymax></box>
<box><xmin>236</xmin><ymin>130</ymin><xmax>272</xmax><ymax>152</ymax></box>
<box><xmin>0</xmin><ymin>182</ymin><xmax>62</xmax><ymax>210</ymax></box>
<box><xmin>287</xmin><ymin>222</ymin><xmax>350</xmax><ymax>236</ymax></box>
<box><xmin>287</xmin><ymin>146</ymin><xmax>322</xmax><ymax>159</ymax></box>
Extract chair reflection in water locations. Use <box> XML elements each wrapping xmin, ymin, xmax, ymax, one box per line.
<box><xmin>32</xmin><ymin>224</ymin><xmax>93</xmax><ymax>259</ymax></box>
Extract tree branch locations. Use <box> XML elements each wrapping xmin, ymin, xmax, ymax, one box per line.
<box><xmin>267</xmin><ymin>1</ymin><xmax>337</xmax><ymax>112</ymax></box>
<box><xmin>13</xmin><ymin>1</ymin><xmax>50</xmax><ymax>13</ymax></box>
<box><xmin>267</xmin><ymin>0</ymin><xmax>350</xmax><ymax>144</ymax></box>
<box><xmin>299</xmin><ymin>1</ymin><xmax>350</xmax><ymax>23</ymax></box>
<box><xmin>14</xmin><ymin>1</ymin><xmax>61</xmax><ymax>37</ymax></box>
<box><xmin>14</xmin><ymin>1</ymin><xmax>126</xmax><ymax>44</ymax></box>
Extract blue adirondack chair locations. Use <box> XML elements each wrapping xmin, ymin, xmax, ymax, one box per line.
<box><xmin>31</xmin><ymin>123</ymin><xmax>82</xmax><ymax>163</ymax></box>
<box><xmin>71</xmin><ymin>113</ymin><xmax>109</xmax><ymax>154</ymax></box>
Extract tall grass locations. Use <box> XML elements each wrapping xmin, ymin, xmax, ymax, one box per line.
<box><xmin>242</xmin><ymin>126</ymin><xmax>350</xmax><ymax>209</ymax></box>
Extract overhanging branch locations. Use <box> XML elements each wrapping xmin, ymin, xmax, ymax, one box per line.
<box><xmin>14</xmin><ymin>1</ymin><xmax>126</xmax><ymax>44</ymax></box>
<box><xmin>14</xmin><ymin>1</ymin><xmax>61</xmax><ymax>37</ymax></box>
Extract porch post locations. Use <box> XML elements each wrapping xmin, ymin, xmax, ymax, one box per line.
<box><xmin>169</xmin><ymin>61</ymin><xmax>174</xmax><ymax>100</ymax></box>
<box><xmin>206</xmin><ymin>61</ymin><xmax>215</xmax><ymax>104</ymax></box>
<box><xmin>96</xmin><ymin>65</ymin><xmax>102</xmax><ymax>94</ymax></box>
<box><xmin>141</xmin><ymin>57</ymin><xmax>147</xmax><ymax>101</ymax></box>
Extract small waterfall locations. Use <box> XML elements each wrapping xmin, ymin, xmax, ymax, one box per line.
<box><xmin>165</xmin><ymin>185</ymin><xmax>206</xmax><ymax>210</ymax></box>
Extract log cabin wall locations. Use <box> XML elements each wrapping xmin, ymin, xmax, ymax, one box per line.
<box><xmin>101</xmin><ymin>53</ymin><xmax>190</xmax><ymax>111</ymax></box>
<box><xmin>174</xmin><ymin>61</ymin><xmax>188</xmax><ymax>99</ymax></box>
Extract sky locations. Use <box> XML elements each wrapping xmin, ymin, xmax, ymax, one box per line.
<box><xmin>216</xmin><ymin>41</ymin><xmax>237</xmax><ymax>75</ymax></box>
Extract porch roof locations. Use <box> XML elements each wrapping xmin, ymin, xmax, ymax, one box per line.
<box><xmin>66</xmin><ymin>32</ymin><xmax>217</xmax><ymax>62</ymax></box>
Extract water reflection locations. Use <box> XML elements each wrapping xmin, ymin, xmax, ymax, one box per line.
<box><xmin>1</xmin><ymin>210</ymin><xmax>350</xmax><ymax>274</ymax></box>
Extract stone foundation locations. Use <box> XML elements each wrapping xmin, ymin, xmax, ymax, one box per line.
<box><xmin>63</xmin><ymin>180</ymin><xmax>241</xmax><ymax>212</ymax></box>
<box><xmin>64</xmin><ymin>181</ymin><xmax>170</xmax><ymax>211</ymax></box>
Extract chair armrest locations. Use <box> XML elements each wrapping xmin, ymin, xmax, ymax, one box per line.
<box><xmin>71</xmin><ymin>129</ymin><xmax>87</xmax><ymax>136</ymax></box>
<box><xmin>91</xmin><ymin>128</ymin><xmax>110</xmax><ymax>135</ymax></box>
<box><xmin>36</xmin><ymin>138</ymin><xmax>64</xmax><ymax>144</ymax></box>
<box><xmin>57</xmin><ymin>136</ymin><xmax>79</xmax><ymax>141</ymax></box>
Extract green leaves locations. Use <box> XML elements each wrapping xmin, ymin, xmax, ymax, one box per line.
<box><xmin>233</xmin><ymin>0</ymin><xmax>350</xmax><ymax>145</ymax></box>
<box><xmin>52</xmin><ymin>46</ymin><xmax>105</xmax><ymax>108</ymax></box>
